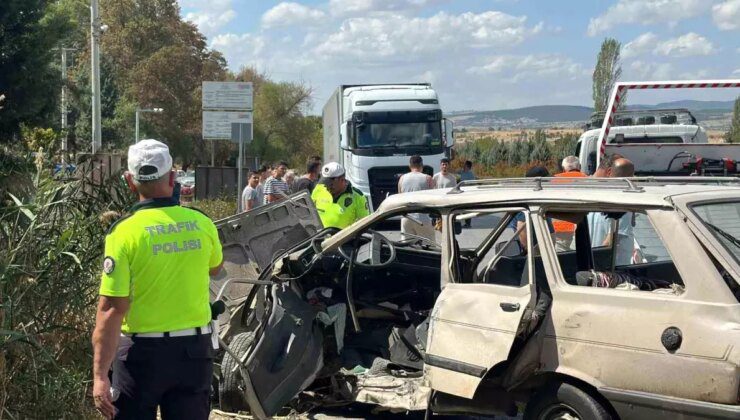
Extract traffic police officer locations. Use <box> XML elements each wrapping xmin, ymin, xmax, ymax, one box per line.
<box><xmin>92</xmin><ymin>139</ymin><xmax>223</xmax><ymax>419</ymax></box>
<box><xmin>311</xmin><ymin>162</ymin><xmax>370</xmax><ymax>229</ymax></box>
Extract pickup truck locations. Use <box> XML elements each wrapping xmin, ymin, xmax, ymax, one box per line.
<box><xmin>575</xmin><ymin>108</ymin><xmax>740</xmax><ymax>176</ymax></box>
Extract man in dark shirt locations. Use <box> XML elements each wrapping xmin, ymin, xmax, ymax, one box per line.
<box><xmin>294</xmin><ymin>159</ymin><xmax>322</xmax><ymax>193</ymax></box>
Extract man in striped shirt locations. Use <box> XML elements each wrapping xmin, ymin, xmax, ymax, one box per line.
<box><xmin>263</xmin><ymin>161</ymin><xmax>290</xmax><ymax>204</ymax></box>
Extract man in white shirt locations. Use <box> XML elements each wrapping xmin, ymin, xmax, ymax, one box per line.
<box><xmin>241</xmin><ymin>171</ymin><xmax>261</xmax><ymax>211</ymax></box>
<box><xmin>589</xmin><ymin>157</ymin><xmax>636</xmax><ymax>266</ymax></box>
<box><xmin>398</xmin><ymin>155</ymin><xmax>435</xmax><ymax>241</ymax></box>
<box><xmin>432</xmin><ymin>157</ymin><xmax>457</xmax><ymax>189</ymax></box>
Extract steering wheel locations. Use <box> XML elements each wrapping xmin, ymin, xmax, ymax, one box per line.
<box><xmin>338</xmin><ymin>230</ymin><xmax>397</xmax><ymax>269</ymax></box>
<box><xmin>394</xmin><ymin>232</ymin><xmax>442</xmax><ymax>251</ymax></box>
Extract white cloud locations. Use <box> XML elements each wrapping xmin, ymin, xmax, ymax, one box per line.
<box><xmin>655</xmin><ymin>32</ymin><xmax>716</xmax><ymax>57</ymax></box>
<box><xmin>623</xmin><ymin>32</ymin><xmax>716</xmax><ymax>58</ymax></box>
<box><xmin>629</xmin><ymin>61</ymin><xmax>675</xmax><ymax>80</ymax></box>
<box><xmin>587</xmin><ymin>0</ymin><xmax>710</xmax><ymax>36</ymax></box>
<box><xmin>329</xmin><ymin>0</ymin><xmax>448</xmax><ymax>16</ymax></box>
<box><xmin>628</xmin><ymin>61</ymin><xmax>714</xmax><ymax>80</ymax></box>
<box><xmin>467</xmin><ymin>54</ymin><xmax>588</xmax><ymax>83</ymax></box>
<box><xmin>414</xmin><ymin>70</ymin><xmax>438</xmax><ymax>86</ymax></box>
<box><xmin>712</xmin><ymin>0</ymin><xmax>740</xmax><ymax>30</ymax></box>
<box><xmin>733</xmin><ymin>68</ymin><xmax>740</xmax><ymax>75</ymax></box>
<box><xmin>261</xmin><ymin>2</ymin><xmax>326</xmax><ymax>29</ymax></box>
<box><xmin>210</xmin><ymin>33</ymin><xmax>266</xmax><ymax>69</ymax></box>
<box><xmin>622</xmin><ymin>32</ymin><xmax>658</xmax><ymax>58</ymax></box>
<box><xmin>181</xmin><ymin>0</ymin><xmax>236</xmax><ymax>37</ymax></box>
<box><xmin>678</xmin><ymin>68</ymin><xmax>711</xmax><ymax>79</ymax></box>
<box><xmin>314</xmin><ymin>11</ymin><xmax>541</xmax><ymax>61</ymax></box>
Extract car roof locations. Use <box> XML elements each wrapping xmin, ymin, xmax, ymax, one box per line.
<box><xmin>376</xmin><ymin>177</ymin><xmax>740</xmax><ymax>212</ymax></box>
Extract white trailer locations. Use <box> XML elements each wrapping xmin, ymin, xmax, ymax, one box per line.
<box><xmin>323</xmin><ymin>84</ymin><xmax>455</xmax><ymax>211</ymax></box>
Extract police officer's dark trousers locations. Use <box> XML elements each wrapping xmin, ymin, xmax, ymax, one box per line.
<box><xmin>112</xmin><ymin>333</ymin><xmax>213</xmax><ymax>419</ymax></box>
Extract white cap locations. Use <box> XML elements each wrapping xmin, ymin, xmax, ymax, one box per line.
<box><xmin>128</xmin><ymin>139</ymin><xmax>173</xmax><ymax>181</ymax></box>
<box><xmin>321</xmin><ymin>162</ymin><xmax>345</xmax><ymax>178</ymax></box>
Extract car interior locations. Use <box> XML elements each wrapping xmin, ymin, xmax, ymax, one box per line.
<box><xmin>243</xmin><ymin>209</ymin><xmax>445</xmax><ymax>414</ymax></box>
<box><xmin>450</xmin><ymin>208</ymin><xmax>685</xmax><ymax>295</ymax></box>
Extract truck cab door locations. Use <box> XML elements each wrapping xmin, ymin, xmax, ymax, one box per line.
<box><xmin>443</xmin><ymin>118</ymin><xmax>455</xmax><ymax>148</ymax></box>
<box><xmin>426</xmin><ymin>209</ymin><xmax>537</xmax><ymax>398</ymax></box>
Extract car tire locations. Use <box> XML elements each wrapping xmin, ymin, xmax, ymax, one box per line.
<box><xmin>219</xmin><ymin>331</ymin><xmax>255</xmax><ymax>413</ymax></box>
<box><xmin>524</xmin><ymin>382</ymin><xmax>612</xmax><ymax>420</ymax></box>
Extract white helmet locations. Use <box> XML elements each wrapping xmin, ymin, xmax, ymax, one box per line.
<box><xmin>322</xmin><ymin>162</ymin><xmax>345</xmax><ymax>178</ymax></box>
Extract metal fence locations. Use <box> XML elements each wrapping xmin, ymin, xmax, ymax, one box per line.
<box><xmin>195</xmin><ymin>165</ymin><xmax>254</xmax><ymax>200</ymax></box>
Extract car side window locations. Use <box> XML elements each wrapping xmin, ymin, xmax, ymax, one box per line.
<box><xmin>452</xmin><ymin>210</ymin><xmax>537</xmax><ymax>287</ymax></box>
<box><xmin>452</xmin><ymin>211</ymin><xmax>509</xmax><ymax>250</ymax></box>
<box><xmin>546</xmin><ymin>210</ymin><xmax>684</xmax><ymax>295</ymax></box>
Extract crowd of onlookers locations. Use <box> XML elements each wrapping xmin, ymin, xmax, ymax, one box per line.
<box><xmin>240</xmin><ymin>153</ymin><xmax>636</xmax><ymax>254</ymax></box>
<box><xmin>240</xmin><ymin>156</ymin><xmax>324</xmax><ymax>211</ymax></box>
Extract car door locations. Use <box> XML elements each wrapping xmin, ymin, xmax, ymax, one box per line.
<box><xmin>240</xmin><ymin>282</ymin><xmax>324</xmax><ymax>419</ymax></box>
<box><xmin>425</xmin><ymin>208</ymin><xmax>536</xmax><ymax>399</ymax></box>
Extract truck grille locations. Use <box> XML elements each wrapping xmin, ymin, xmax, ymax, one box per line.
<box><xmin>367</xmin><ymin>165</ymin><xmax>433</xmax><ymax>210</ymax></box>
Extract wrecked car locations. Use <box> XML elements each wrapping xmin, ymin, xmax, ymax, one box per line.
<box><xmin>210</xmin><ymin>178</ymin><xmax>740</xmax><ymax>419</ymax></box>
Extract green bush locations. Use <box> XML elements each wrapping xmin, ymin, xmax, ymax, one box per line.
<box><xmin>454</xmin><ymin>131</ymin><xmax>579</xmax><ymax>177</ymax></box>
<box><xmin>0</xmin><ymin>152</ymin><xmax>134</xmax><ymax>417</ymax></box>
<box><xmin>188</xmin><ymin>198</ymin><xmax>237</xmax><ymax>221</ymax></box>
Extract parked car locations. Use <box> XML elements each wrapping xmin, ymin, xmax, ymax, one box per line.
<box><xmin>211</xmin><ymin>178</ymin><xmax>740</xmax><ymax>420</ymax></box>
<box><xmin>177</xmin><ymin>174</ymin><xmax>195</xmax><ymax>202</ymax></box>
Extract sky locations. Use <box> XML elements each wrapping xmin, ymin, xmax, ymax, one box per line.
<box><xmin>178</xmin><ymin>0</ymin><xmax>740</xmax><ymax>114</ymax></box>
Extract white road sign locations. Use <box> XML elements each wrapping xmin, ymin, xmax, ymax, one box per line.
<box><xmin>202</xmin><ymin>111</ymin><xmax>253</xmax><ymax>139</ymax></box>
<box><xmin>202</xmin><ymin>81</ymin><xmax>253</xmax><ymax>110</ymax></box>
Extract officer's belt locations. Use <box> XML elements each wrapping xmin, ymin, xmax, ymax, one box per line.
<box><xmin>123</xmin><ymin>324</ymin><xmax>212</xmax><ymax>338</ymax></box>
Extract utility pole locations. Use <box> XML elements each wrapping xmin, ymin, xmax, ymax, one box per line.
<box><xmin>60</xmin><ymin>47</ymin><xmax>76</xmax><ymax>160</ymax></box>
<box><xmin>90</xmin><ymin>0</ymin><xmax>102</xmax><ymax>154</ymax></box>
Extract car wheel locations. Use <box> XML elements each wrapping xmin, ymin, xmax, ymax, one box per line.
<box><xmin>524</xmin><ymin>382</ymin><xmax>612</xmax><ymax>420</ymax></box>
<box><xmin>219</xmin><ymin>331</ymin><xmax>255</xmax><ymax>413</ymax></box>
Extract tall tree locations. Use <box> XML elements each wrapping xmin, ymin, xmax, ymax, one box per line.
<box><xmin>726</xmin><ymin>96</ymin><xmax>740</xmax><ymax>144</ymax></box>
<box><xmin>64</xmin><ymin>0</ymin><xmax>228</xmax><ymax>155</ymax></box>
<box><xmin>234</xmin><ymin>67</ymin><xmax>316</xmax><ymax>167</ymax></box>
<box><xmin>592</xmin><ymin>38</ymin><xmax>624</xmax><ymax>114</ymax></box>
<box><xmin>0</xmin><ymin>1</ymin><xmax>74</xmax><ymax>141</ymax></box>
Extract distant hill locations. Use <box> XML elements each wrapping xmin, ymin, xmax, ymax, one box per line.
<box><xmin>450</xmin><ymin>100</ymin><xmax>734</xmax><ymax>128</ymax></box>
<box><xmin>628</xmin><ymin>100</ymin><xmax>734</xmax><ymax>111</ymax></box>
<box><xmin>448</xmin><ymin>105</ymin><xmax>593</xmax><ymax>126</ymax></box>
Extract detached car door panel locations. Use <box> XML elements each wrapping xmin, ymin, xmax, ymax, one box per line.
<box><xmin>243</xmin><ymin>284</ymin><xmax>323</xmax><ymax>417</ymax></box>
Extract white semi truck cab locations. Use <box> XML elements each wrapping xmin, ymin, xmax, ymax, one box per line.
<box><xmin>323</xmin><ymin>84</ymin><xmax>454</xmax><ymax>211</ymax></box>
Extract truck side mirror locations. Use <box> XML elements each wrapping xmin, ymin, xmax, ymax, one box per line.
<box><xmin>444</xmin><ymin>118</ymin><xmax>455</xmax><ymax>148</ymax></box>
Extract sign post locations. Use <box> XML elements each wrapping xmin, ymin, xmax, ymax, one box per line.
<box><xmin>202</xmin><ymin>82</ymin><xmax>253</xmax><ymax>212</ymax></box>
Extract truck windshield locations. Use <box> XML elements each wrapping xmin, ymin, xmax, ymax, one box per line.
<box><xmin>352</xmin><ymin>110</ymin><xmax>443</xmax><ymax>150</ymax></box>
<box><xmin>356</xmin><ymin>122</ymin><xmax>442</xmax><ymax>149</ymax></box>
<box><xmin>692</xmin><ymin>201</ymin><xmax>740</xmax><ymax>264</ymax></box>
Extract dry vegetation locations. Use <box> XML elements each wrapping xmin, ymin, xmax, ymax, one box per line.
<box><xmin>1</xmin><ymin>150</ymin><xmax>134</xmax><ymax>417</ymax></box>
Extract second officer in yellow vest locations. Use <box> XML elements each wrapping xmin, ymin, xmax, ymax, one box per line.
<box><xmin>311</xmin><ymin>162</ymin><xmax>370</xmax><ymax>229</ymax></box>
